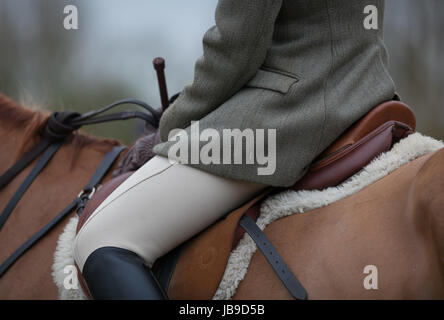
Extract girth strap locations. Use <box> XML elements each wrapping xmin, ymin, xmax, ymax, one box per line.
<box><xmin>238</xmin><ymin>214</ymin><xmax>307</xmax><ymax>300</ymax></box>
<box><xmin>0</xmin><ymin>146</ymin><xmax>125</xmax><ymax>277</ymax></box>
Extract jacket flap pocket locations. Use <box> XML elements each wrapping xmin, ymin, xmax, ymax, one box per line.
<box><xmin>245</xmin><ymin>67</ymin><xmax>299</xmax><ymax>94</ymax></box>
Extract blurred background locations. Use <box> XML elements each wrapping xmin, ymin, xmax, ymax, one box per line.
<box><xmin>0</xmin><ymin>0</ymin><xmax>443</xmax><ymax>145</ymax></box>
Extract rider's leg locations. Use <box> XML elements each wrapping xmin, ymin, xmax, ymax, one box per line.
<box><xmin>73</xmin><ymin>155</ymin><xmax>266</xmax><ymax>299</ymax></box>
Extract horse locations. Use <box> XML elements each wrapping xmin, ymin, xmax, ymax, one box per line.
<box><xmin>1</xmin><ymin>94</ymin><xmax>444</xmax><ymax>299</ymax></box>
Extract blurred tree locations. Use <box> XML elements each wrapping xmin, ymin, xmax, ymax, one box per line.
<box><xmin>385</xmin><ymin>0</ymin><xmax>444</xmax><ymax>139</ymax></box>
<box><xmin>0</xmin><ymin>1</ymin><xmax>150</xmax><ymax>145</ymax></box>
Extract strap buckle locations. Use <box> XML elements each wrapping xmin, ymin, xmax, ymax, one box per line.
<box><xmin>77</xmin><ymin>186</ymin><xmax>98</xmax><ymax>200</ymax></box>
<box><xmin>76</xmin><ymin>186</ymin><xmax>100</xmax><ymax>216</ymax></box>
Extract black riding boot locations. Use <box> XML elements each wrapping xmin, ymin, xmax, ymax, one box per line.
<box><xmin>82</xmin><ymin>246</ymin><xmax>168</xmax><ymax>300</ymax></box>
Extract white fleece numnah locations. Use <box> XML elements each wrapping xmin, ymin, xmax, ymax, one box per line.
<box><xmin>52</xmin><ymin>133</ymin><xmax>443</xmax><ymax>300</ymax></box>
<box><xmin>52</xmin><ymin>216</ymin><xmax>87</xmax><ymax>300</ymax></box>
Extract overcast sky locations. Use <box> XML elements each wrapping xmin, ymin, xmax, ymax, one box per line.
<box><xmin>76</xmin><ymin>0</ymin><xmax>218</xmax><ymax>97</ymax></box>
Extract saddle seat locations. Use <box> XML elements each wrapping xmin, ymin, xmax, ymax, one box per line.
<box><xmin>75</xmin><ymin>99</ymin><xmax>416</xmax><ymax>299</ymax></box>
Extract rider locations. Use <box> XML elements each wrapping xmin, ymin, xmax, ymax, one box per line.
<box><xmin>74</xmin><ymin>0</ymin><xmax>396</xmax><ymax>299</ymax></box>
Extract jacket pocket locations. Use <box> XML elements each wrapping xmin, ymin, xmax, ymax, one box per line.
<box><xmin>245</xmin><ymin>66</ymin><xmax>299</xmax><ymax>94</ymax></box>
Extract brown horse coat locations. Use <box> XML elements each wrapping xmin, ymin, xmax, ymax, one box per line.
<box><xmin>234</xmin><ymin>149</ymin><xmax>444</xmax><ymax>299</ymax></box>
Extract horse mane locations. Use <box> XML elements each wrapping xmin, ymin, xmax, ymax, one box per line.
<box><xmin>0</xmin><ymin>94</ymin><xmax>122</xmax><ymax>164</ymax></box>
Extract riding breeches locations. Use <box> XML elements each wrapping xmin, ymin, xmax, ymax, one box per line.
<box><xmin>73</xmin><ymin>155</ymin><xmax>266</xmax><ymax>272</ymax></box>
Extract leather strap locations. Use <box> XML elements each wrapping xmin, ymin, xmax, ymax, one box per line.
<box><xmin>238</xmin><ymin>214</ymin><xmax>307</xmax><ymax>300</ymax></box>
<box><xmin>70</xmin><ymin>98</ymin><xmax>160</xmax><ymax>129</ymax></box>
<box><xmin>0</xmin><ymin>98</ymin><xmax>159</xmax><ymax>191</ymax></box>
<box><xmin>0</xmin><ymin>142</ymin><xmax>63</xmax><ymax>231</ymax></box>
<box><xmin>0</xmin><ymin>140</ymin><xmax>51</xmax><ymax>191</ymax></box>
<box><xmin>0</xmin><ymin>146</ymin><xmax>125</xmax><ymax>277</ymax></box>
<box><xmin>0</xmin><ymin>97</ymin><xmax>158</xmax><ymax>276</ymax></box>
<box><xmin>0</xmin><ymin>98</ymin><xmax>160</xmax><ymax>230</ymax></box>
<box><xmin>75</xmin><ymin>146</ymin><xmax>126</xmax><ymax>216</ymax></box>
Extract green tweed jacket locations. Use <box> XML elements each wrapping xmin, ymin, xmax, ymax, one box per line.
<box><xmin>153</xmin><ymin>0</ymin><xmax>396</xmax><ymax>187</ymax></box>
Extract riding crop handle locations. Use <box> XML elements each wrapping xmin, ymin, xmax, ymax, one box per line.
<box><xmin>153</xmin><ymin>57</ymin><xmax>170</xmax><ymax>112</ymax></box>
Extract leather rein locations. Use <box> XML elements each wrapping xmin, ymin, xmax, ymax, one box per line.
<box><xmin>0</xmin><ymin>98</ymin><xmax>160</xmax><ymax>277</ymax></box>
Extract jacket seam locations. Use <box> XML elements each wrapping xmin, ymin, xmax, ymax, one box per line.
<box><xmin>314</xmin><ymin>0</ymin><xmax>334</xmax><ymax>158</ymax></box>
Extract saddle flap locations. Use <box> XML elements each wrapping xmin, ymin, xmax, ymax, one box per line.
<box><xmin>166</xmin><ymin>191</ymin><xmax>270</xmax><ymax>300</ymax></box>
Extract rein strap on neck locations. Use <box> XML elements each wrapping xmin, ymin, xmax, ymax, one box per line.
<box><xmin>0</xmin><ymin>146</ymin><xmax>125</xmax><ymax>277</ymax></box>
<box><xmin>0</xmin><ymin>142</ymin><xmax>63</xmax><ymax>231</ymax></box>
<box><xmin>0</xmin><ymin>98</ymin><xmax>159</xmax><ymax>193</ymax></box>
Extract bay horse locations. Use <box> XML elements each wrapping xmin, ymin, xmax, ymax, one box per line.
<box><xmin>1</xmin><ymin>94</ymin><xmax>444</xmax><ymax>299</ymax></box>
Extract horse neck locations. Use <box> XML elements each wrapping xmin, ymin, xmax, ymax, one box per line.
<box><xmin>0</xmin><ymin>115</ymin><xmax>41</xmax><ymax>173</ymax></box>
<box><xmin>0</xmin><ymin>106</ymin><xmax>124</xmax><ymax>181</ymax></box>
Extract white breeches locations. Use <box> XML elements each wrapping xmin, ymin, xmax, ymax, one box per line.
<box><xmin>73</xmin><ymin>155</ymin><xmax>265</xmax><ymax>271</ymax></box>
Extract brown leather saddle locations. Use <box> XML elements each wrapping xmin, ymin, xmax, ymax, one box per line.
<box><xmin>76</xmin><ymin>99</ymin><xmax>416</xmax><ymax>299</ymax></box>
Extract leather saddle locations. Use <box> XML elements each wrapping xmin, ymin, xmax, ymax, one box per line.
<box><xmin>75</xmin><ymin>99</ymin><xmax>416</xmax><ymax>299</ymax></box>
